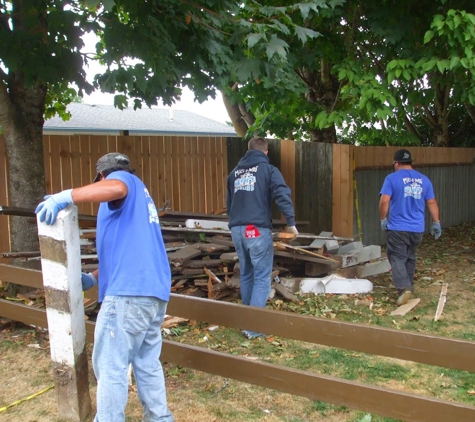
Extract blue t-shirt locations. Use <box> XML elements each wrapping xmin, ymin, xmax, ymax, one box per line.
<box><xmin>380</xmin><ymin>169</ymin><xmax>435</xmax><ymax>232</ymax></box>
<box><xmin>96</xmin><ymin>171</ymin><xmax>171</xmax><ymax>303</ymax></box>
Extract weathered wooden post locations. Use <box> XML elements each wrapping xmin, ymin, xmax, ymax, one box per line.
<box><xmin>37</xmin><ymin>206</ymin><xmax>91</xmax><ymax>421</ymax></box>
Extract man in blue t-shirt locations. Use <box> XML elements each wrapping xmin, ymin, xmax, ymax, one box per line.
<box><xmin>379</xmin><ymin>149</ymin><xmax>442</xmax><ymax>306</ymax></box>
<box><xmin>36</xmin><ymin>153</ymin><xmax>173</xmax><ymax>422</ymax></box>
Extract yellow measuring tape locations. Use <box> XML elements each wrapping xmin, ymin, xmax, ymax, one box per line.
<box><xmin>0</xmin><ymin>385</ymin><xmax>55</xmax><ymax>413</ymax></box>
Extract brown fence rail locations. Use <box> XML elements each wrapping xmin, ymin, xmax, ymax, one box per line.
<box><xmin>2</xmin><ymin>264</ymin><xmax>475</xmax><ymax>422</ymax></box>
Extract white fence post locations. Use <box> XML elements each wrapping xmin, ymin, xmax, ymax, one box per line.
<box><xmin>37</xmin><ymin>206</ymin><xmax>91</xmax><ymax>421</ymax></box>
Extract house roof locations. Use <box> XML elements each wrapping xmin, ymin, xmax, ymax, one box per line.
<box><xmin>43</xmin><ymin>103</ymin><xmax>238</xmax><ymax>137</ymax></box>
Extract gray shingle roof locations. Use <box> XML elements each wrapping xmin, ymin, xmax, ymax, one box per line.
<box><xmin>43</xmin><ymin>103</ymin><xmax>237</xmax><ymax>137</ymax></box>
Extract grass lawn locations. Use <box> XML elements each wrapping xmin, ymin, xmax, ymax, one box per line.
<box><xmin>1</xmin><ymin>222</ymin><xmax>475</xmax><ymax>421</ymax></box>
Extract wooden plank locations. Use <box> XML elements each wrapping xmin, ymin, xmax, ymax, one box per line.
<box><xmin>141</xmin><ymin>136</ymin><xmax>152</xmax><ymax>193</ymax></box>
<box><xmin>161</xmin><ymin>341</ymin><xmax>475</xmax><ymax>422</ymax></box>
<box><xmin>216</xmin><ymin>137</ymin><xmax>227</xmax><ymax>213</ymax></box>
<box><xmin>49</xmin><ymin>134</ymin><xmax>63</xmax><ymax>192</ymax></box>
<box><xmin>166</xmin><ymin>294</ymin><xmax>475</xmax><ymax>372</ymax></box>
<box><xmin>69</xmin><ymin>136</ymin><xmax>81</xmax><ymax>189</ymax></box>
<box><xmin>184</xmin><ymin>259</ymin><xmax>223</xmax><ymax>269</ymax></box>
<box><xmin>168</xmin><ymin>244</ymin><xmax>202</xmax><ymax>267</ymax></box>
<box><xmin>43</xmin><ymin>135</ymin><xmax>52</xmax><ymax>193</ymax></box>
<box><xmin>0</xmin><ymin>263</ymin><xmax>43</xmax><ymax>289</ymax></box>
<box><xmin>274</xmin><ymin>249</ymin><xmax>338</xmax><ymax>266</ymax></box>
<box><xmin>203</xmin><ymin>137</ymin><xmax>213</xmax><ymax>213</ymax></box>
<box><xmin>0</xmin><ymin>136</ymin><xmax>10</xmax><ymax>259</ymax></box>
<box><xmin>149</xmin><ymin>137</ymin><xmax>163</xmax><ymax>208</ymax></box>
<box><xmin>274</xmin><ymin>241</ymin><xmax>339</xmax><ymax>263</ymax></box>
<box><xmin>78</xmin><ymin>135</ymin><xmax>93</xmax><ymax>215</ymax></box>
<box><xmin>390</xmin><ymin>298</ymin><xmax>421</xmax><ymax>316</ymax></box>
<box><xmin>60</xmin><ymin>135</ymin><xmax>72</xmax><ymax>189</ymax></box>
<box><xmin>332</xmin><ymin>143</ymin><xmax>342</xmax><ymax>237</ymax></box>
<box><xmin>3</xmin><ymin>294</ymin><xmax>475</xmax><ymax>421</ymax></box>
<box><xmin>280</xmin><ymin>140</ymin><xmax>296</xmax><ymax>204</ymax></box>
<box><xmin>434</xmin><ymin>283</ymin><xmax>448</xmax><ymax>321</ymax></box>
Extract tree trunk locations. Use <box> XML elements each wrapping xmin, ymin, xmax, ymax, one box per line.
<box><xmin>222</xmin><ymin>90</ymin><xmax>254</xmax><ymax>138</ymax></box>
<box><xmin>0</xmin><ymin>74</ymin><xmax>47</xmax><ymax>255</ymax></box>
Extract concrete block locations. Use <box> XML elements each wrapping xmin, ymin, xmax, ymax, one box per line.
<box><xmin>335</xmin><ymin>245</ymin><xmax>382</xmax><ymax>268</ymax></box>
<box><xmin>356</xmin><ymin>258</ymin><xmax>391</xmax><ymax>278</ymax></box>
<box><xmin>325</xmin><ymin>239</ymin><xmax>339</xmax><ymax>254</ymax></box>
<box><xmin>337</xmin><ymin>241</ymin><xmax>363</xmax><ymax>254</ymax></box>
<box><xmin>309</xmin><ymin>231</ymin><xmax>333</xmax><ymax>248</ymax></box>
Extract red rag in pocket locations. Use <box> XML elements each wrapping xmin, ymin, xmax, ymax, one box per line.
<box><xmin>245</xmin><ymin>225</ymin><xmax>260</xmax><ymax>238</ymax></box>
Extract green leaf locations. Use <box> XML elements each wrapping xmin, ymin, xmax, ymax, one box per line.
<box><xmin>436</xmin><ymin>60</ymin><xmax>447</xmax><ymax>73</ymax></box>
<box><xmin>113</xmin><ymin>95</ymin><xmax>128</xmax><ymax>109</ymax></box>
<box><xmin>454</xmin><ymin>14</ymin><xmax>462</xmax><ymax>28</ymax></box>
<box><xmin>297</xmin><ymin>2</ymin><xmax>321</xmax><ymax>19</ymax></box>
<box><xmin>449</xmin><ymin>56</ymin><xmax>460</xmax><ymax>69</ymax></box>
<box><xmin>102</xmin><ymin>0</ymin><xmax>116</xmax><ymax>12</ymax></box>
<box><xmin>247</xmin><ymin>33</ymin><xmax>265</xmax><ymax>49</ymax></box>
<box><xmin>387</xmin><ymin>60</ymin><xmax>398</xmax><ymax>70</ymax></box>
<box><xmin>465</xmin><ymin>46</ymin><xmax>473</xmax><ymax>59</ymax></box>
<box><xmin>265</xmin><ymin>35</ymin><xmax>289</xmax><ymax>60</ymax></box>
<box><xmin>294</xmin><ymin>26</ymin><xmax>321</xmax><ymax>44</ymax></box>
<box><xmin>423</xmin><ymin>30</ymin><xmax>435</xmax><ymax>44</ymax></box>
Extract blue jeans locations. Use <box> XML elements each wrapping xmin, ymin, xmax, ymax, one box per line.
<box><xmin>93</xmin><ymin>296</ymin><xmax>173</xmax><ymax>422</ymax></box>
<box><xmin>386</xmin><ymin>230</ymin><xmax>423</xmax><ymax>294</ymax></box>
<box><xmin>231</xmin><ymin>226</ymin><xmax>273</xmax><ymax>336</ymax></box>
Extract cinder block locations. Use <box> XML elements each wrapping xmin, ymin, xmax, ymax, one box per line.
<box><xmin>337</xmin><ymin>241</ymin><xmax>363</xmax><ymax>254</ymax></box>
<box><xmin>325</xmin><ymin>239</ymin><xmax>339</xmax><ymax>254</ymax></box>
<box><xmin>335</xmin><ymin>245</ymin><xmax>382</xmax><ymax>268</ymax></box>
<box><xmin>356</xmin><ymin>258</ymin><xmax>391</xmax><ymax>278</ymax></box>
<box><xmin>309</xmin><ymin>231</ymin><xmax>333</xmax><ymax>248</ymax></box>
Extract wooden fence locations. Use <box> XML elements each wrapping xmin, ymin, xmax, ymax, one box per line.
<box><xmin>2</xmin><ymin>262</ymin><xmax>475</xmax><ymax>421</ymax></box>
<box><xmin>2</xmin><ymin>136</ymin><xmax>475</xmax><ymax>257</ymax></box>
<box><xmin>0</xmin><ymin>134</ymin><xmax>230</xmax><ymax>257</ymax></box>
<box><xmin>338</xmin><ymin>145</ymin><xmax>475</xmax><ymax>245</ymax></box>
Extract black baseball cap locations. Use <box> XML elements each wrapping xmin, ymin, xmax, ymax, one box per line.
<box><xmin>93</xmin><ymin>152</ymin><xmax>131</xmax><ymax>182</ymax></box>
<box><xmin>393</xmin><ymin>149</ymin><xmax>412</xmax><ymax>163</ymax></box>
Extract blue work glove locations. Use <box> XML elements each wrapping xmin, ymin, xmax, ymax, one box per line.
<box><xmin>35</xmin><ymin>189</ymin><xmax>74</xmax><ymax>225</ymax></box>
<box><xmin>431</xmin><ymin>222</ymin><xmax>442</xmax><ymax>239</ymax></box>
<box><xmin>380</xmin><ymin>218</ymin><xmax>388</xmax><ymax>231</ymax></box>
<box><xmin>81</xmin><ymin>272</ymin><xmax>98</xmax><ymax>291</ymax></box>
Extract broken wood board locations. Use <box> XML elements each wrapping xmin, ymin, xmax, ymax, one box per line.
<box><xmin>206</xmin><ymin>236</ymin><xmax>235</xmax><ymax>248</ymax></box>
<box><xmin>434</xmin><ymin>283</ymin><xmax>448</xmax><ymax>321</ymax></box>
<box><xmin>272</xmin><ymin>282</ymin><xmax>298</xmax><ymax>302</ymax></box>
<box><xmin>184</xmin><ymin>259</ymin><xmax>223</xmax><ymax>269</ymax></box>
<box><xmin>195</xmin><ymin>243</ymin><xmax>230</xmax><ymax>253</ymax></box>
<box><xmin>274</xmin><ymin>250</ymin><xmax>338</xmax><ymax>268</ymax></box>
<box><xmin>274</xmin><ymin>242</ymin><xmax>339</xmax><ymax>263</ymax></box>
<box><xmin>220</xmin><ymin>252</ymin><xmax>238</xmax><ymax>261</ymax></box>
<box><xmin>162</xmin><ymin>316</ymin><xmax>189</xmax><ymax>329</ymax></box>
<box><xmin>390</xmin><ymin>298</ymin><xmax>421</xmax><ymax>316</ymax></box>
<box><xmin>204</xmin><ymin>267</ymin><xmax>223</xmax><ymax>284</ymax></box>
<box><xmin>167</xmin><ymin>244</ymin><xmax>202</xmax><ymax>267</ymax></box>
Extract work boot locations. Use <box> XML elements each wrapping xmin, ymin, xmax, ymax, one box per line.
<box><xmin>397</xmin><ymin>290</ymin><xmax>412</xmax><ymax>306</ymax></box>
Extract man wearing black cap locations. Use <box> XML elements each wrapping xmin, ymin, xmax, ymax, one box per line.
<box><xmin>35</xmin><ymin>152</ymin><xmax>174</xmax><ymax>421</ymax></box>
<box><xmin>379</xmin><ymin>149</ymin><xmax>442</xmax><ymax>306</ymax></box>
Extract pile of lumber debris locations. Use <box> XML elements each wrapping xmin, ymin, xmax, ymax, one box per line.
<box><xmin>0</xmin><ymin>206</ymin><xmax>391</xmax><ymax>304</ymax></box>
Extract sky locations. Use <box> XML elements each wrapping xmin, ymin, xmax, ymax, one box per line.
<box><xmin>80</xmin><ymin>33</ymin><xmax>230</xmax><ymax>125</ymax></box>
